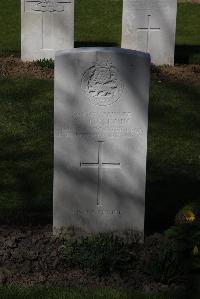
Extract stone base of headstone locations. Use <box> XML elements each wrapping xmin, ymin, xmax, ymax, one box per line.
<box><xmin>53</xmin><ymin>226</ymin><xmax>144</xmax><ymax>243</ymax></box>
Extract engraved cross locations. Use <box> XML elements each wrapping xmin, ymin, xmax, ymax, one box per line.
<box><xmin>80</xmin><ymin>141</ymin><xmax>121</xmax><ymax>207</ymax></box>
<box><xmin>26</xmin><ymin>0</ymin><xmax>72</xmax><ymax>50</ymax></box>
<box><xmin>137</xmin><ymin>14</ymin><xmax>160</xmax><ymax>52</ymax></box>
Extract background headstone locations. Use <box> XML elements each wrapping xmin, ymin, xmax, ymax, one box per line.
<box><xmin>122</xmin><ymin>0</ymin><xmax>177</xmax><ymax>65</ymax></box>
<box><xmin>21</xmin><ymin>0</ymin><xmax>74</xmax><ymax>61</ymax></box>
<box><xmin>54</xmin><ymin>48</ymin><xmax>150</xmax><ymax>237</ymax></box>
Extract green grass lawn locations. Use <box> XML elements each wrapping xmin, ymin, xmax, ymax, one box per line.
<box><xmin>0</xmin><ymin>0</ymin><xmax>20</xmax><ymax>56</ymax></box>
<box><xmin>0</xmin><ymin>1</ymin><xmax>199</xmax><ymax>63</ymax></box>
<box><xmin>175</xmin><ymin>3</ymin><xmax>200</xmax><ymax>63</ymax></box>
<box><xmin>146</xmin><ymin>79</ymin><xmax>200</xmax><ymax>232</ymax></box>
<box><xmin>0</xmin><ymin>78</ymin><xmax>53</xmax><ymax>224</ymax></box>
<box><xmin>0</xmin><ymin>287</ymin><xmax>186</xmax><ymax>299</ymax></box>
<box><xmin>0</xmin><ymin>75</ymin><xmax>199</xmax><ymax>231</ymax></box>
<box><xmin>75</xmin><ymin>0</ymin><xmax>122</xmax><ymax>47</ymax></box>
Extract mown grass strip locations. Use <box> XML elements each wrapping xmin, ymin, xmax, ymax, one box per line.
<box><xmin>0</xmin><ymin>287</ymin><xmax>185</xmax><ymax>299</ymax></box>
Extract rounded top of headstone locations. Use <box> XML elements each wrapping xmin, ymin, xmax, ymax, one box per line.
<box><xmin>55</xmin><ymin>47</ymin><xmax>150</xmax><ymax>61</ymax></box>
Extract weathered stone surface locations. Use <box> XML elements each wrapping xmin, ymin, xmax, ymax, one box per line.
<box><xmin>122</xmin><ymin>0</ymin><xmax>177</xmax><ymax>65</ymax></box>
<box><xmin>53</xmin><ymin>48</ymin><xmax>150</xmax><ymax>235</ymax></box>
<box><xmin>21</xmin><ymin>0</ymin><xmax>74</xmax><ymax>61</ymax></box>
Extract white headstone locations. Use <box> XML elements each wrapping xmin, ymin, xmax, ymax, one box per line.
<box><xmin>53</xmin><ymin>48</ymin><xmax>150</xmax><ymax>237</ymax></box>
<box><xmin>21</xmin><ymin>0</ymin><xmax>74</xmax><ymax>61</ymax></box>
<box><xmin>122</xmin><ymin>0</ymin><xmax>177</xmax><ymax>65</ymax></box>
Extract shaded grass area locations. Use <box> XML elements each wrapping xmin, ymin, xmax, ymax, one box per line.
<box><xmin>176</xmin><ymin>4</ymin><xmax>200</xmax><ymax>45</ymax></box>
<box><xmin>146</xmin><ymin>80</ymin><xmax>200</xmax><ymax>232</ymax></box>
<box><xmin>0</xmin><ymin>0</ymin><xmax>20</xmax><ymax>56</ymax></box>
<box><xmin>0</xmin><ymin>1</ymin><xmax>199</xmax><ymax>64</ymax></box>
<box><xmin>0</xmin><ymin>77</ymin><xmax>199</xmax><ymax>232</ymax></box>
<box><xmin>74</xmin><ymin>0</ymin><xmax>122</xmax><ymax>47</ymax></box>
<box><xmin>0</xmin><ymin>78</ymin><xmax>53</xmax><ymax>224</ymax></box>
<box><xmin>0</xmin><ymin>287</ymin><xmax>185</xmax><ymax>299</ymax></box>
<box><xmin>175</xmin><ymin>3</ymin><xmax>200</xmax><ymax>63</ymax></box>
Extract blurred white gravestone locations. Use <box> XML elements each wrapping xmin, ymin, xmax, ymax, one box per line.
<box><xmin>53</xmin><ymin>48</ymin><xmax>150</xmax><ymax>237</ymax></box>
<box><xmin>122</xmin><ymin>0</ymin><xmax>177</xmax><ymax>65</ymax></box>
<box><xmin>21</xmin><ymin>0</ymin><xmax>74</xmax><ymax>61</ymax></box>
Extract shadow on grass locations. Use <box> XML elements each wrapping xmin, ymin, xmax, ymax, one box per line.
<box><xmin>145</xmin><ymin>177</ymin><xmax>200</xmax><ymax>235</ymax></box>
<box><xmin>0</xmin><ymin>78</ymin><xmax>53</xmax><ymax>225</ymax></box>
<box><xmin>145</xmin><ymin>80</ymin><xmax>200</xmax><ymax>234</ymax></box>
<box><xmin>175</xmin><ymin>45</ymin><xmax>200</xmax><ymax>64</ymax></box>
<box><xmin>0</xmin><ymin>49</ymin><xmax>20</xmax><ymax>58</ymax></box>
<box><xmin>75</xmin><ymin>41</ymin><xmax>118</xmax><ymax>48</ymax></box>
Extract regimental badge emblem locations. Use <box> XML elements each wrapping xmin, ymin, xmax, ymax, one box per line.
<box><xmin>81</xmin><ymin>60</ymin><xmax>124</xmax><ymax>106</ymax></box>
<box><xmin>27</xmin><ymin>0</ymin><xmax>67</xmax><ymax>12</ymax></box>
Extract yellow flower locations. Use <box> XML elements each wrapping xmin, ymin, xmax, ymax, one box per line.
<box><xmin>184</xmin><ymin>210</ymin><xmax>196</xmax><ymax>222</ymax></box>
<box><xmin>193</xmin><ymin>246</ymin><xmax>199</xmax><ymax>256</ymax></box>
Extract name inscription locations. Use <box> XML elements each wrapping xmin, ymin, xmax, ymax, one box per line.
<box><xmin>57</xmin><ymin>127</ymin><xmax>143</xmax><ymax>139</ymax></box>
<box><xmin>73</xmin><ymin>111</ymin><xmax>132</xmax><ymax>125</ymax></box>
<box><xmin>131</xmin><ymin>0</ymin><xmax>170</xmax><ymax>9</ymax></box>
<box><xmin>56</xmin><ymin>111</ymin><xmax>143</xmax><ymax>139</ymax></box>
<box><xmin>76</xmin><ymin>209</ymin><xmax>121</xmax><ymax>215</ymax></box>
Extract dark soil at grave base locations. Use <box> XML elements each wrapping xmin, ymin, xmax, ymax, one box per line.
<box><xmin>0</xmin><ymin>56</ymin><xmax>200</xmax><ymax>85</ymax></box>
<box><xmin>152</xmin><ymin>64</ymin><xmax>200</xmax><ymax>85</ymax></box>
<box><xmin>0</xmin><ymin>225</ymin><xmax>188</xmax><ymax>293</ymax></box>
<box><xmin>0</xmin><ymin>57</ymin><xmax>54</xmax><ymax>80</ymax></box>
<box><xmin>178</xmin><ymin>0</ymin><xmax>200</xmax><ymax>3</ymax></box>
